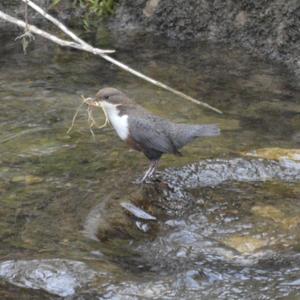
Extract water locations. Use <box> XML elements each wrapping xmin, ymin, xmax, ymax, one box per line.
<box><xmin>0</xmin><ymin>27</ymin><xmax>300</xmax><ymax>299</ymax></box>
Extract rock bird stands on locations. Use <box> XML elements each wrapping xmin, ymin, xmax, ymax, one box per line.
<box><xmin>87</xmin><ymin>88</ymin><xmax>220</xmax><ymax>183</ymax></box>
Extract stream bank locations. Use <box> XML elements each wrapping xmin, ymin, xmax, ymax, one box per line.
<box><xmin>111</xmin><ymin>0</ymin><xmax>300</xmax><ymax>76</ymax></box>
<box><xmin>1</xmin><ymin>0</ymin><xmax>299</xmax><ymax>75</ymax></box>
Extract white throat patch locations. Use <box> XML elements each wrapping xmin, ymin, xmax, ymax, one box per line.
<box><xmin>101</xmin><ymin>101</ymin><xmax>129</xmax><ymax>140</ymax></box>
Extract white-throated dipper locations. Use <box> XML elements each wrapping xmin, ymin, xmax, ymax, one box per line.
<box><xmin>87</xmin><ymin>87</ymin><xmax>220</xmax><ymax>183</ymax></box>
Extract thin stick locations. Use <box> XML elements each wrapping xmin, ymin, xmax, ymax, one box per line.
<box><xmin>0</xmin><ymin>11</ymin><xmax>114</xmax><ymax>54</ymax></box>
<box><xmin>21</xmin><ymin>0</ymin><xmax>99</xmax><ymax>52</ymax></box>
<box><xmin>24</xmin><ymin>0</ymin><xmax>29</xmax><ymax>31</ymax></box>
<box><xmin>17</xmin><ymin>1</ymin><xmax>223</xmax><ymax>114</ymax></box>
<box><xmin>15</xmin><ymin>0</ymin><xmax>35</xmax><ymax>54</ymax></box>
<box><xmin>100</xmin><ymin>54</ymin><xmax>223</xmax><ymax>113</ymax></box>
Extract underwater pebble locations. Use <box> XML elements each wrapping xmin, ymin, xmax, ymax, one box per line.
<box><xmin>135</xmin><ymin>221</ymin><xmax>151</xmax><ymax>232</ymax></box>
<box><xmin>121</xmin><ymin>202</ymin><xmax>156</xmax><ymax>220</ymax></box>
<box><xmin>11</xmin><ymin>175</ymin><xmax>43</xmax><ymax>185</ymax></box>
<box><xmin>284</xmin><ymin>278</ymin><xmax>300</xmax><ymax>286</ymax></box>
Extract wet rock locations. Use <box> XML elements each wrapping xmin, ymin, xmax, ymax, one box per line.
<box><xmin>184</xmin><ymin>270</ymin><xmax>202</xmax><ymax>289</ymax></box>
<box><xmin>113</xmin><ymin>0</ymin><xmax>300</xmax><ymax>76</ymax></box>
<box><xmin>83</xmin><ymin>191</ymin><xmax>160</xmax><ymax>242</ymax></box>
<box><xmin>84</xmin><ymin>157</ymin><xmax>300</xmax><ymax>244</ymax></box>
<box><xmin>252</xmin><ymin>204</ymin><xmax>300</xmax><ymax>230</ymax></box>
<box><xmin>284</xmin><ymin>278</ymin><xmax>300</xmax><ymax>286</ymax></box>
<box><xmin>141</xmin><ymin>180</ymin><xmax>194</xmax><ymax>216</ymax></box>
<box><xmin>82</xmin><ymin>160</ymin><xmax>300</xmax><ymax>298</ymax></box>
<box><xmin>135</xmin><ymin>221</ymin><xmax>151</xmax><ymax>232</ymax></box>
<box><xmin>279</xmin><ymin>216</ymin><xmax>300</xmax><ymax>230</ymax></box>
<box><xmin>161</xmin><ymin>158</ymin><xmax>300</xmax><ymax>189</ymax></box>
<box><xmin>90</xmin><ymin>250</ymin><xmax>105</xmax><ymax>258</ymax></box>
<box><xmin>143</xmin><ymin>0</ymin><xmax>160</xmax><ymax>17</ymax></box>
<box><xmin>120</xmin><ymin>202</ymin><xmax>157</xmax><ymax>220</ymax></box>
<box><xmin>234</xmin><ymin>10</ymin><xmax>248</xmax><ymax>27</ymax></box>
<box><xmin>251</xmin><ymin>205</ymin><xmax>285</xmax><ymax>223</ymax></box>
<box><xmin>222</xmin><ymin>235</ymin><xmax>268</xmax><ymax>254</ymax></box>
<box><xmin>0</xmin><ymin>259</ymin><xmax>98</xmax><ymax>297</ymax></box>
<box><xmin>243</xmin><ymin>148</ymin><xmax>300</xmax><ymax>162</ymax></box>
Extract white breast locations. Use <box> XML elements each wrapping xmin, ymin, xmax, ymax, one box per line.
<box><xmin>101</xmin><ymin>101</ymin><xmax>129</xmax><ymax>140</ymax></box>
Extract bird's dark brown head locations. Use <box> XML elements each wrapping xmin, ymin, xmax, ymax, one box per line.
<box><xmin>88</xmin><ymin>87</ymin><xmax>134</xmax><ymax>107</ymax></box>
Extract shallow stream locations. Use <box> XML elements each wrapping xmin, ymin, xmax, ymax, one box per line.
<box><xmin>1</xmin><ymin>28</ymin><xmax>300</xmax><ymax>299</ymax></box>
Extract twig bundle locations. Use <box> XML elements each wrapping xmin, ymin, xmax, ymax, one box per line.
<box><xmin>67</xmin><ymin>96</ymin><xmax>110</xmax><ymax>140</ymax></box>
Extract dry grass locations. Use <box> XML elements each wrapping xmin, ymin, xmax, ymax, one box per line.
<box><xmin>67</xmin><ymin>95</ymin><xmax>109</xmax><ymax>140</ymax></box>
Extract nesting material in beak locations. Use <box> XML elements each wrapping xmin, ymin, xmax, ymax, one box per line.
<box><xmin>66</xmin><ymin>95</ymin><xmax>110</xmax><ymax>137</ymax></box>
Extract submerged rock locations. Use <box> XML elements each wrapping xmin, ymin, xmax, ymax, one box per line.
<box><xmin>251</xmin><ymin>205</ymin><xmax>285</xmax><ymax>223</ymax></box>
<box><xmin>11</xmin><ymin>175</ymin><xmax>44</xmax><ymax>185</ymax></box>
<box><xmin>79</xmin><ymin>156</ymin><xmax>300</xmax><ymax>299</ymax></box>
<box><xmin>84</xmin><ymin>157</ymin><xmax>300</xmax><ymax>243</ymax></box>
<box><xmin>251</xmin><ymin>204</ymin><xmax>300</xmax><ymax>230</ymax></box>
<box><xmin>222</xmin><ymin>235</ymin><xmax>268</xmax><ymax>254</ymax></box>
<box><xmin>0</xmin><ymin>259</ymin><xmax>98</xmax><ymax>297</ymax></box>
<box><xmin>243</xmin><ymin>148</ymin><xmax>300</xmax><ymax>162</ymax></box>
<box><xmin>120</xmin><ymin>202</ymin><xmax>157</xmax><ymax>220</ymax></box>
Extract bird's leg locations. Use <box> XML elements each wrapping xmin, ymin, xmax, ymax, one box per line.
<box><xmin>140</xmin><ymin>160</ymin><xmax>159</xmax><ymax>183</ymax></box>
<box><xmin>140</xmin><ymin>164</ymin><xmax>155</xmax><ymax>183</ymax></box>
<box><xmin>147</xmin><ymin>160</ymin><xmax>159</xmax><ymax>178</ymax></box>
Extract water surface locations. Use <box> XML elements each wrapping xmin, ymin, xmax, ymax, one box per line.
<box><xmin>0</xmin><ymin>28</ymin><xmax>300</xmax><ymax>299</ymax></box>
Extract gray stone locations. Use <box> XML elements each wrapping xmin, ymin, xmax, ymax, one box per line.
<box><xmin>0</xmin><ymin>259</ymin><xmax>98</xmax><ymax>297</ymax></box>
<box><xmin>112</xmin><ymin>0</ymin><xmax>300</xmax><ymax>76</ymax></box>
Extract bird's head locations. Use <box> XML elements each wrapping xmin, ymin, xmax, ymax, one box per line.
<box><xmin>86</xmin><ymin>88</ymin><xmax>133</xmax><ymax>111</ymax></box>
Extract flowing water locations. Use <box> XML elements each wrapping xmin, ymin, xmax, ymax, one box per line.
<box><xmin>0</xmin><ymin>27</ymin><xmax>300</xmax><ymax>299</ymax></box>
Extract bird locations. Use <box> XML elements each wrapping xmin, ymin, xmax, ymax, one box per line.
<box><xmin>87</xmin><ymin>87</ymin><xmax>220</xmax><ymax>183</ymax></box>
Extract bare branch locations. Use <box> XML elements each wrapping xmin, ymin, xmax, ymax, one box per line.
<box><xmin>0</xmin><ymin>11</ymin><xmax>115</xmax><ymax>54</ymax></box>
<box><xmin>21</xmin><ymin>1</ymin><xmax>223</xmax><ymax>114</ymax></box>
<box><xmin>21</xmin><ymin>0</ymin><xmax>93</xmax><ymax>49</ymax></box>
<box><xmin>0</xmin><ymin>2</ymin><xmax>223</xmax><ymax>114</ymax></box>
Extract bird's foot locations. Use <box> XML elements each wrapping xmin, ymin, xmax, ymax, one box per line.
<box><xmin>133</xmin><ymin>160</ymin><xmax>160</xmax><ymax>185</ymax></box>
<box><xmin>131</xmin><ymin>177</ymin><xmax>152</xmax><ymax>185</ymax></box>
<box><xmin>132</xmin><ymin>172</ymin><xmax>163</xmax><ymax>185</ymax></box>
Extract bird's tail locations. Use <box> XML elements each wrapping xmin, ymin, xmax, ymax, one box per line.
<box><xmin>172</xmin><ymin>123</ymin><xmax>220</xmax><ymax>149</ymax></box>
<box><xmin>193</xmin><ymin>124</ymin><xmax>220</xmax><ymax>137</ymax></box>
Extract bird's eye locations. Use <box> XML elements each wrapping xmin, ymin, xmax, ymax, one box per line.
<box><xmin>104</xmin><ymin>95</ymin><xmax>109</xmax><ymax>100</ymax></box>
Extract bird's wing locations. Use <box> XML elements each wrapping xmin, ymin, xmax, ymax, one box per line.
<box><xmin>128</xmin><ymin>114</ymin><xmax>179</xmax><ymax>155</ymax></box>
